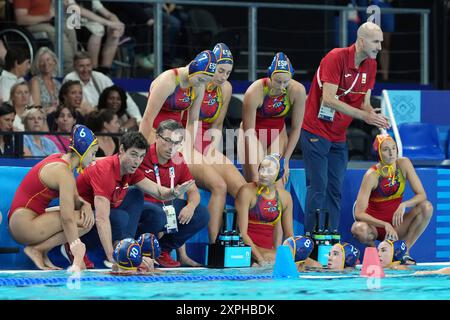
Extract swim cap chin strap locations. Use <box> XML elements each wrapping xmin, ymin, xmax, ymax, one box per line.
<box><xmin>376</xmin><ymin>135</ymin><xmax>397</xmax><ymax>185</ymax></box>
<box><xmin>69</xmin><ymin>138</ymin><xmax>98</xmax><ymax>174</ymax></box>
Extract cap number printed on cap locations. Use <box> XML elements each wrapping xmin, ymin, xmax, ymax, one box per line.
<box><xmin>79</xmin><ymin>128</ymin><xmax>86</xmax><ymax>137</ymax></box>
<box><xmin>304</xmin><ymin>239</ymin><xmax>312</xmax><ymax>248</ymax></box>
<box><xmin>130</xmin><ymin>247</ymin><xmax>139</xmax><ymax>259</ymax></box>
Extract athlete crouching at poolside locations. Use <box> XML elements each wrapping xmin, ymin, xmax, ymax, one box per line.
<box><xmin>236</xmin><ymin>154</ymin><xmax>294</xmax><ymax>267</ymax></box>
<box><xmin>351</xmin><ymin>134</ymin><xmax>433</xmax><ymax>264</ymax></box>
<box><xmin>378</xmin><ymin>239</ymin><xmax>410</xmax><ymax>270</ymax></box>
<box><xmin>8</xmin><ymin>125</ymin><xmax>98</xmax><ymax>271</ymax></box>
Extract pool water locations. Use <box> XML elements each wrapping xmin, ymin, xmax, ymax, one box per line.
<box><xmin>0</xmin><ymin>266</ymin><xmax>449</xmax><ymax>300</ymax></box>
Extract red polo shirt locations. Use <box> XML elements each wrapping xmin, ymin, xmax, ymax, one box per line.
<box><xmin>138</xmin><ymin>143</ymin><xmax>193</xmax><ymax>203</ymax></box>
<box><xmin>302</xmin><ymin>44</ymin><xmax>377</xmax><ymax>142</ymax></box>
<box><xmin>76</xmin><ymin>154</ymin><xmax>146</xmax><ymax>208</ymax></box>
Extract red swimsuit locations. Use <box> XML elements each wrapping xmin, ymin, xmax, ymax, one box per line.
<box><xmin>247</xmin><ymin>186</ymin><xmax>283</xmax><ymax>249</ymax></box>
<box><xmin>366</xmin><ymin>164</ymin><xmax>405</xmax><ymax>240</ymax></box>
<box><xmin>151</xmin><ymin>68</ymin><xmax>196</xmax><ymax>129</ymax></box>
<box><xmin>255</xmin><ymin>78</ymin><xmax>291</xmax><ymax>148</ymax></box>
<box><xmin>9</xmin><ymin>153</ymin><xmax>68</xmax><ymax>219</ymax></box>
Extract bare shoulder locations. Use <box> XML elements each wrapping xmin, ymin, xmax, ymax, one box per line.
<box><xmin>288</xmin><ymin>79</ymin><xmax>306</xmax><ymax>94</ymax></box>
<box><xmin>397</xmin><ymin>157</ymin><xmax>413</xmax><ymax>169</ymax></box>
<box><xmin>278</xmin><ymin>187</ymin><xmax>293</xmax><ymax>204</ymax></box>
<box><xmin>238</xmin><ymin>182</ymin><xmax>257</xmax><ymax>195</ymax></box>
<box><xmin>222</xmin><ymin>80</ymin><xmax>233</xmax><ymax>95</ymax></box>
<box><xmin>245</xmin><ymin>78</ymin><xmax>264</xmax><ymax>96</ymax></box>
<box><xmin>40</xmin><ymin>161</ymin><xmax>73</xmax><ymax>189</ymax></box>
<box><xmin>151</xmin><ymin>69</ymin><xmax>176</xmax><ymax>90</ymax></box>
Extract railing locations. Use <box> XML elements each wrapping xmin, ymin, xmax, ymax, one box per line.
<box><xmin>381</xmin><ymin>89</ymin><xmax>403</xmax><ymax>157</ymax></box>
<box><xmin>0</xmin><ymin>131</ymin><xmax>122</xmax><ymax>158</ymax></box>
<box><xmin>51</xmin><ymin>0</ymin><xmax>430</xmax><ymax>83</ymax></box>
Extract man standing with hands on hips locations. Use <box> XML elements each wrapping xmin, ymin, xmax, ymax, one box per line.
<box><xmin>301</xmin><ymin>22</ymin><xmax>390</xmax><ymax>236</ymax></box>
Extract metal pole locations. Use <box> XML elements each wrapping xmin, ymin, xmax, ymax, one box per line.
<box><xmin>420</xmin><ymin>12</ymin><xmax>429</xmax><ymax>85</ymax></box>
<box><xmin>248</xmin><ymin>6</ymin><xmax>257</xmax><ymax>82</ymax></box>
<box><xmin>339</xmin><ymin>10</ymin><xmax>348</xmax><ymax>48</ymax></box>
<box><xmin>153</xmin><ymin>1</ymin><xmax>163</xmax><ymax>77</ymax></box>
<box><xmin>55</xmin><ymin>0</ymin><xmax>64</xmax><ymax>77</ymax></box>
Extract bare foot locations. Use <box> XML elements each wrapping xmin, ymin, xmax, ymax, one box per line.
<box><xmin>178</xmin><ymin>255</ymin><xmax>202</xmax><ymax>267</ymax></box>
<box><xmin>24</xmin><ymin>246</ymin><xmax>50</xmax><ymax>270</ymax></box>
<box><xmin>43</xmin><ymin>252</ymin><xmax>62</xmax><ymax>270</ymax></box>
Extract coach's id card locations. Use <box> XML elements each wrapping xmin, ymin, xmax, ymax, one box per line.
<box><xmin>163</xmin><ymin>204</ymin><xmax>178</xmax><ymax>234</ymax></box>
<box><xmin>318</xmin><ymin>96</ymin><xmax>338</xmax><ymax>122</ymax></box>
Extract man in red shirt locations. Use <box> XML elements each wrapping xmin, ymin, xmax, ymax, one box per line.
<box><xmin>300</xmin><ymin>22</ymin><xmax>390</xmax><ymax>236</ymax></box>
<box><xmin>75</xmin><ymin>131</ymin><xmax>193</xmax><ymax>265</ymax></box>
<box><xmin>137</xmin><ymin>120</ymin><xmax>209</xmax><ymax>267</ymax></box>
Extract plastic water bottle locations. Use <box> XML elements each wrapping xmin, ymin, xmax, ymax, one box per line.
<box><xmin>317</xmin><ymin>230</ymin><xmax>331</xmax><ymax>266</ymax></box>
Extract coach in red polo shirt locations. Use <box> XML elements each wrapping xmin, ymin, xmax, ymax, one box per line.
<box><xmin>75</xmin><ymin>131</ymin><xmax>194</xmax><ymax>265</ymax></box>
<box><xmin>137</xmin><ymin>120</ymin><xmax>209</xmax><ymax>268</ymax></box>
<box><xmin>300</xmin><ymin>22</ymin><xmax>390</xmax><ymax>236</ymax></box>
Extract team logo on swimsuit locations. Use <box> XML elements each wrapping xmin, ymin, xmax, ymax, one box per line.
<box><xmin>178</xmin><ymin>93</ymin><xmax>191</xmax><ymax>104</ymax></box>
<box><xmin>379</xmin><ymin>175</ymin><xmax>400</xmax><ymax>197</ymax></box>
<box><xmin>265</xmin><ymin>96</ymin><xmax>286</xmax><ymax>116</ymax></box>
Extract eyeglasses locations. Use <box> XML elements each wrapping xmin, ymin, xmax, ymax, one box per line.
<box><xmin>158</xmin><ymin>134</ymin><xmax>183</xmax><ymax>146</ymax></box>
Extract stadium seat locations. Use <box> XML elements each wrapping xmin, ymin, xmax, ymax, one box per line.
<box><xmin>398</xmin><ymin>122</ymin><xmax>445</xmax><ymax>160</ymax></box>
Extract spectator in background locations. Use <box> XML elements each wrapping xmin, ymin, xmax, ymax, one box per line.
<box><xmin>0</xmin><ymin>103</ymin><xmax>16</xmax><ymax>156</ymax></box>
<box><xmin>85</xmin><ymin>109</ymin><xmax>120</xmax><ymax>157</ymax></box>
<box><xmin>47</xmin><ymin>80</ymin><xmax>86</xmax><ymax>131</ymax></box>
<box><xmin>0</xmin><ymin>40</ymin><xmax>7</xmax><ymax>70</ymax></box>
<box><xmin>97</xmin><ymin>85</ymin><xmax>138</xmax><ymax>132</ymax></box>
<box><xmin>71</xmin><ymin>0</ymin><xmax>125</xmax><ymax>75</ymax></box>
<box><xmin>22</xmin><ymin>106</ymin><xmax>59</xmax><ymax>157</ymax></box>
<box><xmin>10</xmin><ymin>81</ymin><xmax>31</xmax><ymax>131</ymax></box>
<box><xmin>63</xmin><ymin>52</ymin><xmax>143</xmax><ymax>123</ymax></box>
<box><xmin>14</xmin><ymin>0</ymin><xmax>78</xmax><ymax>74</ymax></box>
<box><xmin>102</xmin><ymin>1</ymin><xmax>155</xmax><ymax>69</ymax></box>
<box><xmin>0</xmin><ymin>47</ymin><xmax>30</xmax><ymax>103</ymax></box>
<box><xmin>30</xmin><ymin>47</ymin><xmax>61</xmax><ymax>115</ymax></box>
<box><xmin>46</xmin><ymin>105</ymin><xmax>77</xmax><ymax>153</ymax></box>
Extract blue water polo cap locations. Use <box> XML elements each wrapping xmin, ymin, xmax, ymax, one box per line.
<box><xmin>283</xmin><ymin>236</ymin><xmax>314</xmax><ymax>263</ymax></box>
<box><xmin>188</xmin><ymin>50</ymin><xmax>217</xmax><ymax>77</ymax></box>
<box><xmin>69</xmin><ymin>124</ymin><xmax>97</xmax><ymax>160</ymax></box>
<box><xmin>340</xmin><ymin>242</ymin><xmax>360</xmax><ymax>268</ymax></box>
<box><xmin>387</xmin><ymin>240</ymin><xmax>407</xmax><ymax>264</ymax></box>
<box><xmin>267</xmin><ymin>52</ymin><xmax>294</xmax><ymax>78</ymax></box>
<box><xmin>137</xmin><ymin>233</ymin><xmax>161</xmax><ymax>259</ymax></box>
<box><xmin>213</xmin><ymin>43</ymin><xmax>233</xmax><ymax>65</ymax></box>
<box><xmin>113</xmin><ymin>238</ymin><xmax>142</xmax><ymax>270</ymax></box>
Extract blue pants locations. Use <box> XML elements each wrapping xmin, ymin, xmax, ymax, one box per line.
<box><xmin>300</xmin><ymin>129</ymin><xmax>348</xmax><ymax>233</ymax></box>
<box><xmin>137</xmin><ymin>199</ymin><xmax>210</xmax><ymax>251</ymax></box>
<box><xmin>82</xmin><ymin>187</ymin><xmax>145</xmax><ymax>248</ymax></box>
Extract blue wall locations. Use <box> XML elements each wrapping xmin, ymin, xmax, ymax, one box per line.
<box><xmin>1</xmin><ymin>163</ymin><xmax>449</xmax><ymax>270</ymax></box>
